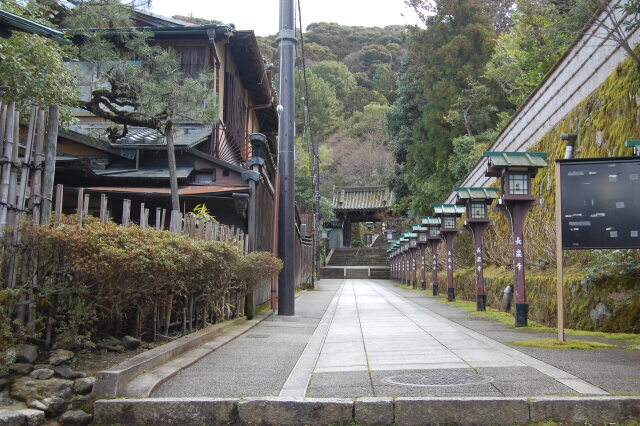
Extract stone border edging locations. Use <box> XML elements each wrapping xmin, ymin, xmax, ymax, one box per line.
<box><xmin>94</xmin><ymin>396</ymin><xmax>640</xmax><ymax>425</ymax></box>
<box><xmin>93</xmin><ymin>310</ymin><xmax>273</xmax><ymax>398</ymax></box>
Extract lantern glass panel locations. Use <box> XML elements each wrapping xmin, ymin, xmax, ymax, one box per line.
<box><xmin>508</xmin><ymin>173</ymin><xmax>529</xmax><ymax>195</ymax></box>
<box><xmin>470</xmin><ymin>203</ymin><xmax>486</xmax><ymax>219</ymax></box>
<box><xmin>429</xmin><ymin>227</ymin><xmax>439</xmax><ymax>236</ymax></box>
<box><xmin>418</xmin><ymin>233</ymin><xmax>427</xmax><ymax>242</ymax></box>
<box><xmin>410</xmin><ymin>239</ymin><xmax>417</xmax><ymax>248</ymax></box>
<box><xmin>443</xmin><ymin>216</ymin><xmax>456</xmax><ymax>228</ymax></box>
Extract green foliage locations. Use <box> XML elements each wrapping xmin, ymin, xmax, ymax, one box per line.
<box><xmin>510</xmin><ymin>339</ymin><xmax>617</xmax><ymax>350</ymax></box>
<box><xmin>310</xmin><ymin>61</ymin><xmax>357</xmax><ymax>101</ymax></box>
<box><xmin>304</xmin><ymin>22</ymin><xmax>406</xmax><ymax>61</ymax></box>
<box><xmin>0</xmin><ymin>1</ymin><xmax>77</xmax><ymax>120</ymax></box>
<box><xmin>295</xmin><ymin>69</ymin><xmax>342</xmax><ymax>141</ymax></box>
<box><xmin>191</xmin><ymin>204</ymin><xmax>218</xmax><ymax>223</ymax></box>
<box><xmin>585</xmin><ymin>250</ymin><xmax>640</xmax><ymax>281</ymax></box>
<box><xmin>484</xmin><ymin>0</ymin><xmax>597</xmax><ymax>106</ymax></box>
<box><xmin>0</xmin><ymin>218</ymin><xmax>282</xmax><ymax>347</ymax></box>
<box><xmin>387</xmin><ymin>0</ymin><xmax>502</xmax><ymax>214</ymax></box>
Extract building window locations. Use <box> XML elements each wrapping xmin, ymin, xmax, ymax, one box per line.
<box><xmin>508</xmin><ymin>173</ymin><xmax>529</xmax><ymax>195</ymax></box>
<box><xmin>443</xmin><ymin>216</ymin><xmax>456</xmax><ymax>229</ymax></box>
<box><xmin>470</xmin><ymin>203</ymin><xmax>486</xmax><ymax>219</ymax></box>
<box><xmin>194</xmin><ymin>169</ymin><xmax>216</xmax><ymax>183</ymax></box>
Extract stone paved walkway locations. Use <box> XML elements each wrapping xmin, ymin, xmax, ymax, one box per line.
<box><xmin>153</xmin><ymin>279</ymin><xmax>640</xmax><ymax>399</ymax></box>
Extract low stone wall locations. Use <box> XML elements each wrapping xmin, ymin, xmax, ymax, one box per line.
<box><xmin>93</xmin><ymin>396</ymin><xmax>640</xmax><ymax>425</ymax></box>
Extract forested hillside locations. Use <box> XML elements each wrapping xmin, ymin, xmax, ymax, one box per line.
<box><xmin>257</xmin><ymin>0</ymin><xmax>603</xmax><ymax>220</ymax></box>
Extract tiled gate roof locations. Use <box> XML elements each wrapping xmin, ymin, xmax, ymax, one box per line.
<box><xmin>332</xmin><ymin>186</ymin><xmax>393</xmax><ymax>213</ymax></box>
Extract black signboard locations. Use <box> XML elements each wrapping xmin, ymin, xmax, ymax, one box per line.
<box><xmin>558</xmin><ymin>157</ymin><xmax>640</xmax><ymax>249</ymax></box>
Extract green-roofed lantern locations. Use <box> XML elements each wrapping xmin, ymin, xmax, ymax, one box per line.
<box><xmin>482</xmin><ymin>151</ymin><xmax>548</xmax><ymax>327</ymax></box>
<box><xmin>483</xmin><ymin>151</ymin><xmax>547</xmax><ymax>198</ymax></box>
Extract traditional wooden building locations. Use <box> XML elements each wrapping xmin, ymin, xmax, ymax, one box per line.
<box><xmin>53</xmin><ymin>11</ymin><xmax>312</xmax><ymax>307</ymax></box>
<box><xmin>331</xmin><ymin>186</ymin><xmax>393</xmax><ymax>247</ymax></box>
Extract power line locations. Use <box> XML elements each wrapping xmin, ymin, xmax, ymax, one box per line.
<box><xmin>296</xmin><ymin>0</ymin><xmax>322</xmax><ymax>281</ymax></box>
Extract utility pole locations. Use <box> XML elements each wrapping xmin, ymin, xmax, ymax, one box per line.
<box><xmin>277</xmin><ymin>0</ymin><xmax>296</xmax><ymax>316</ymax></box>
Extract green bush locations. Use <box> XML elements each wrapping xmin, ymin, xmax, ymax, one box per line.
<box><xmin>0</xmin><ymin>217</ymin><xmax>282</xmax><ymax>349</ymax></box>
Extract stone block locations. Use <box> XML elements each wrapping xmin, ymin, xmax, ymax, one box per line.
<box><xmin>10</xmin><ymin>377</ymin><xmax>73</xmax><ymax>404</ymax></box>
<box><xmin>0</xmin><ymin>409</ymin><xmax>44</xmax><ymax>426</ymax></box>
<box><xmin>49</xmin><ymin>350</ymin><xmax>74</xmax><ymax>366</ymax></box>
<box><xmin>14</xmin><ymin>345</ymin><xmax>39</xmax><ymax>364</ymax></box>
<box><xmin>395</xmin><ymin>397</ymin><xmax>529</xmax><ymax>425</ymax></box>
<box><xmin>29</xmin><ymin>369</ymin><xmax>54</xmax><ymax>380</ymax></box>
<box><xmin>355</xmin><ymin>397</ymin><xmax>394</xmax><ymax>425</ymax></box>
<box><xmin>530</xmin><ymin>397</ymin><xmax>640</xmax><ymax>423</ymax></box>
<box><xmin>94</xmin><ymin>397</ymin><xmax>237</xmax><ymax>425</ymax></box>
<box><xmin>238</xmin><ymin>397</ymin><xmax>353</xmax><ymax>425</ymax></box>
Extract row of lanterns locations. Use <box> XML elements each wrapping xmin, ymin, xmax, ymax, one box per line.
<box><xmin>386</xmin><ymin>151</ymin><xmax>548</xmax><ymax>327</ymax></box>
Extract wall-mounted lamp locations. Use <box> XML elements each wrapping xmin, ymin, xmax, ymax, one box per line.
<box><xmin>232</xmin><ymin>193</ymin><xmax>250</xmax><ymax>219</ymax></box>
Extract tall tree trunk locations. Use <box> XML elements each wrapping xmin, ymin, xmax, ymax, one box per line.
<box><xmin>165</xmin><ymin>122</ymin><xmax>180</xmax><ymax>212</ymax></box>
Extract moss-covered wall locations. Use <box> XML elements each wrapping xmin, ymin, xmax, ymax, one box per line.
<box><xmin>422</xmin><ymin>54</ymin><xmax>640</xmax><ymax>333</ymax></box>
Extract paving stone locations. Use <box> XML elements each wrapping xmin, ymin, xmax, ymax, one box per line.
<box><xmin>394</xmin><ymin>397</ymin><xmax>530</xmax><ymax>425</ymax></box>
<box><xmin>94</xmin><ymin>397</ymin><xmax>237</xmax><ymax>425</ymax></box>
<box><xmin>529</xmin><ymin>396</ymin><xmax>640</xmax><ymax>423</ymax></box>
<box><xmin>238</xmin><ymin>397</ymin><xmax>353</xmax><ymax>425</ymax></box>
<box><xmin>355</xmin><ymin>397</ymin><xmax>394</xmax><ymax>425</ymax></box>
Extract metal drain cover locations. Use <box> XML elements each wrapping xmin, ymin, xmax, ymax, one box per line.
<box><xmin>246</xmin><ymin>334</ymin><xmax>269</xmax><ymax>339</ymax></box>
<box><xmin>382</xmin><ymin>373</ymin><xmax>493</xmax><ymax>387</ymax></box>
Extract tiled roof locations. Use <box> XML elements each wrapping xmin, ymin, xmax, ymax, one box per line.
<box><xmin>67</xmin><ymin>124</ymin><xmax>212</xmax><ymax>148</ymax></box>
<box><xmin>332</xmin><ymin>186</ymin><xmax>393</xmax><ymax>212</ymax></box>
<box><xmin>411</xmin><ymin>224</ymin><xmax>427</xmax><ymax>232</ymax></box>
<box><xmin>483</xmin><ymin>151</ymin><xmax>548</xmax><ymax>168</ymax></box>
<box><xmin>454</xmin><ymin>187</ymin><xmax>499</xmax><ymax>201</ymax></box>
<box><xmin>626</xmin><ymin>140</ymin><xmax>640</xmax><ymax>147</ymax></box>
<box><xmin>432</xmin><ymin>204</ymin><xmax>465</xmax><ymax>216</ymax></box>
<box><xmin>420</xmin><ymin>216</ymin><xmax>441</xmax><ymax>226</ymax></box>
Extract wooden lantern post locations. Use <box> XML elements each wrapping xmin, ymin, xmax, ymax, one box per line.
<box><xmin>483</xmin><ymin>151</ymin><xmax>548</xmax><ymax>326</ymax></box>
<box><xmin>408</xmin><ymin>231</ymin><xmax>419</xmax><ymax>288</ymax></box>
<box><xmin>432</xmin><ymin>204</ymin><xmax>465</xmax><ymax>302</ymax></box>
<box><xmin>454</xmin><ymin>187</ymin><xmax>499</xmax><ymax>311</ymax></box>
<box><xmin>422</xmin><ymin>216</ymin><xmax>442</xmax><ymax>296</ymax></box>
<box><xmin>414</xmin><ymin>224</ymin><xmax>429</xmax><ymax>290</ymax></box>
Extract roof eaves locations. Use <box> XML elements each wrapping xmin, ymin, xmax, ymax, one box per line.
<box><xmin>0</xmin><ymin>9</ymin><xmax>70</xmax><ymax>44</ymax></box>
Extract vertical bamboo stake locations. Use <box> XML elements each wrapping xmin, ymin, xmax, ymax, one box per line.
<box><xmin>143</xmin><ymin>208</ymin><xmax>149</xmax><ymax>230</ymax></box>
<box><xmin>77</xmin><ymin>188</ymin><xmax>84</xmax><ymax>225</ymax></box>
<box><xmin>0</xmin><ymin>103</ymin><xmax>7</xmax><ymax>157</ymax></box>
<box><xmin>6</xmin><ymin>109</ymin><xmax>21</xmax><ymax>228</ymax></box>
<box><xmin>16</xmin><ymin>107</ymin><xmax>38</xmax><ymax>223</ymax></box>
<box><xmin>40</xmin><ymin>105</ymin><xmax>59</xmax><ymax>226</ymax></box>
<box><xmin>155</xmin><ymin>207</ymin><xmax>162</xmax><ymax>231</ymax></box>
<box><xmin>100</xmin><ymin>194</ymin><xmax>108</xmax><ymax>224</ymax></box>
<box><xmin>139</xmin><ymin>202</ymin><xmax>145</xmax><ymax>228</ymax></box>
<box><xmin>29</xmin><ymin>110</ymin><xmax>46</xmax><ymax>224</ymax></box>
<box><xmin>83</xmin><ymin>193</ymin><xmax>89</xmax><ymax>218</ymax></box>
<box><xmin>0</xmin><ymin>102</ymin><xmax>16</xmax><ymax>228</ymax></box>
<box><xmin>54</xmin><ymin>184</ymin><xmax>63</xmax><ymax>226</ymax></box>
<box><xmin>161</xmin><ymin>208</ymin><xmax>166</xmax><ymax>231</ymax></box>
<box><xmin>122</xmin><ymin>199</ymin><xmax>131</xmax><ymax>226</ymax></box>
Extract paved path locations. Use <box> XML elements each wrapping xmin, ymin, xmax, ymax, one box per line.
<box><xmin>154</xmin><ymin>279</ymin><xmax>640</xmax><ymax>399</ymax></box>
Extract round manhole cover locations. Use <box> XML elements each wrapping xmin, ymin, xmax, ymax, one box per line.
<box><xmin>382</xmin><ymin>373</ymin><xmax>493</xmax><ymax>387</ymax></box>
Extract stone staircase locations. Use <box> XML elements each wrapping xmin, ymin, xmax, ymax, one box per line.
<box><xmin>320</xmin><ymin>234</ymin><xmax>390</xmax><ymax>279</ymax></box>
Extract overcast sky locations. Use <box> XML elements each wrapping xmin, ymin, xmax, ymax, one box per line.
<box><xmin>149</xmin><ymin>0</ymin><xmax>424</xmax><ymax>36</ymax></box>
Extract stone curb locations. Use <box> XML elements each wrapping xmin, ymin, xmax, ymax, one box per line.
<box><xmin>93</xmin><ymin>310</ymin><xmax>273</xmax><ymax>398</ymax></box>
<box><xmin>94</xmin><ymin>396</ymin><xmax>640</xmax><ymax>425</ymax></box>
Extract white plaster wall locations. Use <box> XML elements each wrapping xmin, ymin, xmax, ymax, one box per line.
<box><xmin>445</xmin><ymin>0</ymin><xmax>640</xmax><ymax>202</ymax></box>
